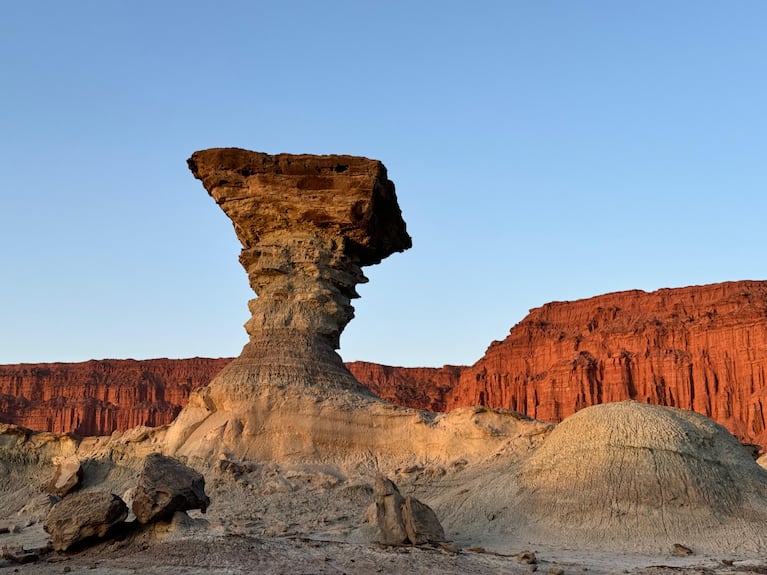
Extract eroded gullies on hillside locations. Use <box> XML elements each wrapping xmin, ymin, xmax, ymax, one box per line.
<box><xmin>2</xmin><ymin>149</ymin><xmax>767</xmax><ymax>572</ymax></box>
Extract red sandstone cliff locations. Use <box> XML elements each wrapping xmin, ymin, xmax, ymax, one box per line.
<box><xmin>0</xmin><ymin>358</ymin><xmax>230</xmax><ymax>436</ymax></box>
<box><xmin>344</xmin><ymin>361</ymin><xmax>460</xmax><ymax>412</ymax></box>
<box><xmin>3</xmin><ymin>280</ymin><xmax>767</xmax><ymax>449</ymax></box>
<box><xmin>0</xmin><ymin>357</ymin><xmax>457</xmax><ymax>435</ymax></box>
<box><xmin>446</xmin><ymin>280</ymin><xmax>767</xmax><ymax>447</ymax></box>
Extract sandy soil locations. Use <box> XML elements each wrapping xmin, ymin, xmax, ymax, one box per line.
<box><xmin>4</xmin><ymin>403</ymin><xmax>767</xmax><ymax>575</ymax></box>
<box><xmin>2</xmin><ymin>465</ymin><xmax>765</xmax><ymax>575</ymax></box>
<box><xmin>3</xmin><ymin>526</ymin><xmax>767</xmax><ymax>575</ymax></box>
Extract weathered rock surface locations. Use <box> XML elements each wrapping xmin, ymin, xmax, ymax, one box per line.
<box><xmin>403</xmin><ymin>495</ymin><xmax>445</xmax><ymax>545</ymax></box>
<box><xmin>0</xmin><ymin>358</ymin><xmax>229</xmax><ymax>435</ymax></box>
<box><xmin>43</xmin><ymin>491</ymin><xmax>128</xmax><ymax>551</ymax></box>
<box><xmin>184</xmin><ymin>148</ymin><xmax>411</xmax><ymax>399</ymax></box>
<box><xmin>3</xmin><ymin>281</ymin><xmax>767</xmax><ymax>452</ymax></box>
<box><xmin>374</xmin><ymin>475</ymin><xmax>445</xmax><ymax>546</ymax></box>
<box><xmin>446</xmin><ymin>280</ymin><xmax>767</xmax><ymax>447</ymax></box>
<box><xmin>1</xmin><ymin>544</ymin><xmax>43</xmax><ymax>564</ymax></box>
<box><xmin>374</xmin><ymin>475</ymin><xmax>408</xmax><ymax>545</ymax></box>
<box><xmin>511</xmin><ymin>401</ymin><xmax>767</xmax><ymax>552</ymax></box>
<box><xmin>164</xmin><ymin>149</ymin><xmax>430</xmax><ymax>463</ymax></box>
<box><xmin>345</xmin><ymin>362</ymin><xmax>460</xmax><ymax>412</ymax></box>
<box><xmin>46</xmin><ymin>455</ymin><xmax>82</xmax><ymax>497</ymax></box>
<box><xmin>132</xmin><ymin>453</ymin><xmax>209</xmax><ymax>524</ymax></box>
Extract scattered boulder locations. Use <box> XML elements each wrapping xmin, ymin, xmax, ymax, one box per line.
<box><xmin>0</xmin><ymin>522</ymin><xmax>23</xmax><ymax>534</ymax></box>
<box><xmin>216</xmin><ymin>455</ymin><xmax>256</xmax><ymax>478</ymax></box>
<box><xmin>672</xmin><ymin>543</ymin><xmax>694</xmax><ymax>556</ymax></box>
<box><xmin>375</xmin><ymin>475</ymin><xmax>408</xmax><ymax>545</ymax></box>
<box><xmin>1</xmin><ymin>544</ymin><xmax>42</xmax><ymax>564</ymax></box>
<box><xmin>515</xmin><ymin>551</ymin><xmax>538</xmax><ymax>564</ymax></box>
<box><xmin>47</xmin><ymin>456</ymin><xmax>82</xmax><ymax>497</ymax></box>
<box><xmin>403</xmin><ymin>495</ymin><xmax>445</xmax><ymax>545</ymax></box>
<box><xmin>132</xmin><ymin>453</ymin><xmax>209</xmax><ymax>524</ymax></box>
<box><xmin>374</xmin><ymin>475</ymin><xmax>445</xmax><ymax>546</ymax></box>
<box><xmin>43</xmin><ymin>491</ymin><xmax>128</xmax><ymax>551</ymax></box>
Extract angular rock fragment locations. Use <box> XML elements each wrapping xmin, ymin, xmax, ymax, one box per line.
<box><xmin>43</xmin><ymin>491</ymin><xmax>127</xmax><ymax>551</ymax></box>
<box><xmin>132</xmin><ymin>453</ymin><xmax>209</xmax><ymax>524</ymax></box>
<box><xmin>672</xmin><ymin>543</ymin><xmax>694</xmax><ymax>556</ymax></box>
<box><xmin>47</xmin><ymin>455</ymin><xmax>82</xmax><ymax>497</ymax></box>
<box><xmin>403</xmin><ymin>495</ymin><xmax>445</xmax><ymax>544</ymax></box>
<box><xmin>1</xmin><ymin>544</ymin><xmax>41</xmax><ymax>564</ymax></box>
<box><xmin>375</xmin><ymin>475</ymin><xmax>408</xmax><ymax>545</ymax></box>
<box><xmin>374</xmin><ymin>475</ymin><xmax>445</xmax><ymax>546</ymax></box>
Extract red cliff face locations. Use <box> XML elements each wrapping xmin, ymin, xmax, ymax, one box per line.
<box><xmin>345</xmin><ymin>361</ymin><xmax>461</xmax><ymax>412</ymax></box>
<box><xmin>0</xmin><ymin>358</ymin><xmax>458</xmax><ymax>435</ymax></box>
<box><xmin>3</xmin><ymin>281</ymin><xmax>767</xmax><ymax>449</ymax></box>
<box><xmin>445</xmin><ymin>280</ymin><xmax>767</xmax><ymax>448</ymax></box>
<box><xmin>0</xmin><ymin>358</ymin><xmax>230</xmax><ymax>436</ymax></box>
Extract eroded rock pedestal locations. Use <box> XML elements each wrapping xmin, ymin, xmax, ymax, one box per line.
<box><xmin>187</xmin><ymin>148</ymin><xmax>411</xmax><ymax>396</ymax></box>
<box><xmin>163</xmin><ymin>149</ymin><xmax>547</xmax><ymax>465</ymax></box>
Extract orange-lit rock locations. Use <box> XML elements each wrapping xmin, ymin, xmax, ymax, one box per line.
<box><xmin>446</xmin><ymin>280</ymin><xmax>767</xmax><ymax>448</ymax></box>
<box><xmin>0</xmin><ymin>358</ymin><xmax>229</xmax><ymax>436</ymax></box>
<box><xmin>0</xmin><ymin>357</ymin><xmax>454</xmax><ymax>434</ymax></box>
<box><xmin>4</xmin><ymin>281</ymin><xmax>767</xmax><ymax>449</ymax></box>
<box><xmin>345</xmin><ymin>361</ymin><xmax>460</xmax><ymax>412</ymax></box>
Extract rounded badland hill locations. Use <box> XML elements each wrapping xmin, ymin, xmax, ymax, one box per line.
<box><xmin>514</xmin><ymin>401</ymin><xmax>767</xmax><ymax>553</ymax></box>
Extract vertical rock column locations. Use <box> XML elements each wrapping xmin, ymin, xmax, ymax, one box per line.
<box><xmin>187</xmin><ymin>148</ymin><xmax>411</xmax><ymax>394</ymax></box>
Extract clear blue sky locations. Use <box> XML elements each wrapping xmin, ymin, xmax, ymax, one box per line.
<box><xmin>1</xmin><ymin>1</ymin><xmax>765</xmax><ymax>367</ymax></box>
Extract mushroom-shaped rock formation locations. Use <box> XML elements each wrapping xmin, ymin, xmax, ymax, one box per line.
<box><xmin>514</xmin><ymin>401</ymin><xmax>767</xmax><ymax>553</ymax></box>
<box><xmin>186</xmin><ymin>148</ymin><xmax>411</xmax><ymax>395</ymax></box>
<box><xmin>164</xmin><ymin>149</ymin><xmax>547</xmax><ymax>466</ymax></box>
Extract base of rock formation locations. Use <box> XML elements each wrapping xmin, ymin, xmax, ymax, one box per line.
<box><xmin>162</xmin><ymin>359</ymin><xmax>549</xmax><ymax>470</ymax></box>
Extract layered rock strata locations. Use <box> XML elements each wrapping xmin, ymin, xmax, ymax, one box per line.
<box><xmin>162</xmin><ymin>149</ymin><xmax>551</xmax><ymax>466</ymax></box>
<box><xmin>0</xmin><ymin>358</ymin><xmax>229</xmax><ymax>436</ymax></box>
<box><xmin>344</xmin><ymin>362</ymin><xmax>460</xmax><ymax>412</ymax></box>
<box><xmin>4</xmin><ymin>280</ymin><xmax>767</xmax><ymax>451</ymax></box>
<box><xmin>0</xmin><ymin>358</ymin><xmax>457</xmax><ymax>435</ymax></box>
<box><xmin>184</xmin><ymin>148</ymin><xmax>411</xmax><ymax>398</ymax></box>
<box><xmin>446</xmin><ymin>280</ymin><xmax>767</xmax><ymax>447</ymax></box>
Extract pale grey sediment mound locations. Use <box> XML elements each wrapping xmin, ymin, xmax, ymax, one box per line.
<box><xmin>513</xmin><ymin>401</ymin><xmax>767</xmax><ymax>553</ymax></box>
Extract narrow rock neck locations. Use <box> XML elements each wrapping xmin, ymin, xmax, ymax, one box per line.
<box><xmin>241</xmin><ymin>231</ymin><xmax>367</xmax><ymax>351</ymax></box>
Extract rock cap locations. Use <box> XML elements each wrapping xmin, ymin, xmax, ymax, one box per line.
<box><xmin>187</xmin><ymin>148</ymin><xmax>411</xmax><ymax>266</ymax></box>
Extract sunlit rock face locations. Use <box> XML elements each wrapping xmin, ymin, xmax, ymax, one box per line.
<box><xmin>187</xmin><ymin>148</ymin><xmax>411</xmax><ymax>396</ymax></box>
<box><xmin>446</xmin><ymin>280</ymin><xmax>767</xmax><ymax>448</ymax></box>
<box><xmin>167</xmin><ymin>150</ymin><xmax>548</xmax><ymax>467</ymax></box>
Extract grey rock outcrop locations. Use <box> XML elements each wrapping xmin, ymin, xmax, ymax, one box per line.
<box><xmin>375</xmin><ymin>475</ymin><xmax>408</xmax><ymax>545</ymax></box>
<box><xmin>46</xmin><ymin>455</ymin><xmax>82</xmax><ymax>497</ymax></box>
<box><xmin>374</xmin><ymin>475</ymin><xmax>445</xmax><ymax>546</ymax></box>
<box><xmin>132</xmin><ymin>453</ymin><xmax>209</xmax><ymax>524</ymax></box>
<box><xmin>403</xmin><ymin>495</ymin><xmax>445</xmax><ymax>545</ymax></box>
<box><xmin>516</xmin><ymin>401</ymin><xmax>767</xmax><ymax>552</ymax></box>
<box><xmin>43</xmin><ymin>491</ymin><xmax>127</xmax><ymax>551</ymax></box>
